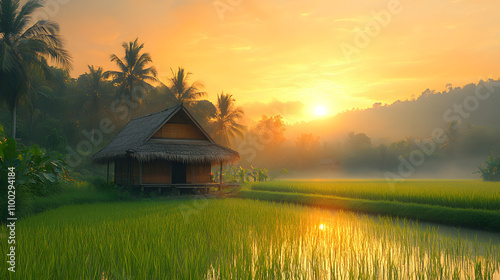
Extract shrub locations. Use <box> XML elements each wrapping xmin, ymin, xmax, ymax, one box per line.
<box><xmin>88</xmin><ymin>176</ymin><xmax>117</xmax><ymax>191</ymax></box>
<box><xmin>475</xmin><ymin>154</ymin><xmax>500</xmax><ymax>181</ymax></box>
<box><xmin>0</xmin><ymin>124</ymin><xmax>73</xmax><ymax>221</ymax></box>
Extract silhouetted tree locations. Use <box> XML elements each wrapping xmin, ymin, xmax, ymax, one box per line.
<box><xmin>210</xmin><ymin>92</ymin><xmax>245</xmax><ymax>147</ymax></box>
<box><xmin>0</xmin><ymin>0</ymin><xmax>72</xmax><ymax>138</ymax></box>
<box><xmin>346</xmin><ymin>132</ymin><xmax>371</xmax><ymax>151</ymax></box>
<box><xmin>250</xmin><ymin>115</ymin><xmax>286</xmax><ymax>148</ymax></box>
<box><xmin>164</xmin><ymin>67</ymin><xmax>207</xmax><ymax>107</ymax></box>
<box><xmin>80</xmin><ymin>65</ymin><xmax>105</xmax><ymax>129</ymax></box>
<box><xmin>105</xmin><ymin>38</ymin><xmax>157</xmax><ymax>121</ymax></box>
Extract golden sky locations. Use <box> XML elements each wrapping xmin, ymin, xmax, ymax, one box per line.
<box><xmin>40</xmin><ymin>0</ymin><xmax>500</xmax><ymax>122</ymax></box>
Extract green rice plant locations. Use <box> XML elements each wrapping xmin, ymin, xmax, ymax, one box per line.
<box><xmin>1</xmin><ymin>199</ymin><xmax>499</xmax><ymax>279</ymax></box>
<box><xmin>248</xmin><ymin>180</ymin><xmax>500</xmax><ymax>210</ymax></box>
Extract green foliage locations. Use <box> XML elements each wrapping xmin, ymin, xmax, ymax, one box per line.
<box><xmin>88</xmin><ymin>176</ymin><xmax>118</xmax><ymax>191</ymax></box>
<box><xmin>249</xmin><ymin>166</ymin><xmax>269</xmax><ymax>182</ymax></box>
<box><xmin>43</xmin><ymin>127</ymin><xmax>67</xmax><ymax>152</ymax></box>
<box><xmin>0</xmin><ymin>126</ymin><xmax>75</xmax><ymax>222</ymax></box>
<box><xmin>0</xmin><ymin>140</ymin><xmax>72</xmax><ymax>196</ymax></box>
<box><xmin>236</xmin><ymin>166</ymin><xmax>248</xmax><ymax>183</ymax></box>
<box><xmin>475</xmin><ymin>153</ymin><xmax>500</xmax><ymax>181</ymax></box>
<box><xmin>217</xmin><ymin>165</ymin><xmax>270</xmax><ymax>183</ymax></box>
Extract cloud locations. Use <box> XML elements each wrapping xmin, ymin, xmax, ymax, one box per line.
<box><xmin>48</xmin><ymin>0</ymin><xmax>500</xmax><ymax>121</ymax></box>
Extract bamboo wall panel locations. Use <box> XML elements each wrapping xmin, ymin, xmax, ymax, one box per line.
<box><xmin>152</xmin><ymin>124</ymin><xmax>206</xmax><ymax>140</ymax></box>
<box><xmin>114</xmin><ymin>158</ymin><xmax>140</xmax><ymax>185</ymax></box>
<box><xmin>192</xmin><ymin>163</ymin><xmax>211</xmax><ymax>183</ymax></box>
<box><xmin>143</xmin><ymin>161</ymin><xmax>171</xmax><ymax>184</ymax></box>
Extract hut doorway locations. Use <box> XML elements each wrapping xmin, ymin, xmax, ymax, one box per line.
<box><xmin>172</xmin><ymin>162</ymin><xmax>187</xmax><ymax>184</ymax></box>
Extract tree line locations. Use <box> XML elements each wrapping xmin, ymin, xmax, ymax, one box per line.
<box><xmin>0</xmin><ymin>0</ymin><xmax>246</xmax><ymax>152</ymax></box>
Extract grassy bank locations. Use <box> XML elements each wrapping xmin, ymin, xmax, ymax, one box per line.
<box><xmin>239</xmin><ymin>190</ymin><xmax>500</xmax><ymax>232</ymax></box>
<box><xmin>19</xmin><ymin>188</ymin><xmax>126</xmax><ymax>218</ymax></box>
<box><xmin>248</xmin><ymin>180</ymin><xmax>500</xmax><ymax>210</ymax></box>
<box><xmin>2</xmin><ymin>199</ymin><xmax>499</xmax><ymax>279</ymax></box>
<box><xmin>2</xmin><ymin>180</ymin><xmax>133</xmax><ymax>223</ymax></box>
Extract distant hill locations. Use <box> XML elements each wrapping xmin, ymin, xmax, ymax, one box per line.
<box><xmin>287</xmin><ymin>79</ymin><xmax>500</xmax><ymax>144</ymax></box>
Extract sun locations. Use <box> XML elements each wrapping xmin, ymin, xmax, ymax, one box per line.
<box><xmin>314</xmin><ymin>105</ymin><xmax>327</xmax><ymax>116</ymax></box>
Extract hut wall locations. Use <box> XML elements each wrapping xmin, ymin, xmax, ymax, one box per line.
<box><xmin>142</xmin><ymin>160</ymin><xmax>171</xmax><ymax>184</ymax></box>
<box><xmin>152</xmin><ymin>123</ymin><xmax>206</xmax><ymax>140</ymax></box>
<box><xmin>115</xmin><ymin>158</ymin><xmax>140</xmax><ymax>186</ymax></box>
<box><xmin>189</xmin><ymin>163</ymin><xmax>212</xmax><ymax>183</ymax></box>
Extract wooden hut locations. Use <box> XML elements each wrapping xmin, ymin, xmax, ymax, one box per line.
<box><xmin>92</xmin><ymin>104</ymin><xmax>240</xmax><ymax>193</ymax></box>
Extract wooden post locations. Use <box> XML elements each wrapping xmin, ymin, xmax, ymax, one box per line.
<box><xmin>127</xmin><ymin>156</ymin><xmax>131</xmax><ymax>185</ymax></box>
<box><xmin>219</xmin><ymin>161</ymin><xmax>223</xmax><ymax>194</ymax></box>
<box><xmin>106</xmin><ymin>160</ymin><xmax>110</xmax><ymax>183</ymax></box>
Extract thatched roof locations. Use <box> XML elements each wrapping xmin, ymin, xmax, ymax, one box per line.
<box><xmin>92</xmin><ymin>104</ymin><xmax>240</xmax><ymax>164</ymax></box>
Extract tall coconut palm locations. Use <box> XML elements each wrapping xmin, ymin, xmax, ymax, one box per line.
<box><xmin>164</xmin><ymin>67</ymin><xmax>207</xmax><ymax>107</ymax></box>
<box><xmin>81</xmin><ymin>65</ymin><xmax>105</xmax><ymax>129</ymax></box>
<box><xmin>0</xmin><ymin>0</ymin><xmax>72</xmax><ymax>138</ymax></box>
<box><xmin>210</xmin><ymin>92</ymin><xmax>245</xmax><ymax>147</ymax></box>
<box><xmin>105</xmin><ymin>38</ymin><xmax>157</xmax><ymax>121</ymax></box>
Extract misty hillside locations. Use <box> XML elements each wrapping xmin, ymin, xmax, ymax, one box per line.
<box><xmin>288</xmin><ymin>80</ymin><xmax>500</xmax><ymax>144</ymax></box>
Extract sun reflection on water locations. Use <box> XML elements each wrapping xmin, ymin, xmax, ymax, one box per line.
<box><xmin>206</xmin><ymin>208</ymin><xmax>500</xmax><ymax>280</ymax></box>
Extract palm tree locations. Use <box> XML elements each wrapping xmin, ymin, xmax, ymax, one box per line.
<box><xmin>0</xmin><ymin>0</ymin><xmax>72</xmax><ymax>138</ymax></box>
<box><xmin>210</xmin><ymin>92</ymin><xmax>245</xmax><ymax>147</ymax></box>
<box><xmin>105</xmin><ymin>38</ymin><xmax>157</xmax><ymax>121</ymax></box>
<box><xmin>81</xmin><ymin>65</ymin><xmax>105</xmax><ymax>129</ymax></box>
<box><xmin>164</xmin><ymin>67</ymin><xmax>207</xmax><ymax>107</ymax></box>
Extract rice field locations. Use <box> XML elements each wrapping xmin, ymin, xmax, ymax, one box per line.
<box><xmin>1</xmin><ymin>198</ymin><xmax>499</xmax><ymax>279</ymax></box>
<box><xmin>248</xmin><ymin>180</ymin><xmax>500</xmax><ymax>210</ymax></box>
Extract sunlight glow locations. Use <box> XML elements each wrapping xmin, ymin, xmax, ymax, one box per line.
<box><xmin>319</xmin><ymin>224</ymin><xmax>325</xmax><ymax>230</ymax></box>
<box><xmin>314</xmin><ymin>106</ymin><xmax>327</xmax><ymax>116</ymax></box>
